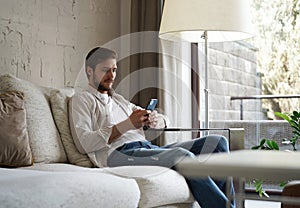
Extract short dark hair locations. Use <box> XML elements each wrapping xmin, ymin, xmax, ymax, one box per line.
<box><xmin>85</xmin><ymin>47</ymin><xmax>117</xmax><ymax>77</ymax></box>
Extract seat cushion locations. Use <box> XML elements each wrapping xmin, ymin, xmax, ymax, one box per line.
<box><xmin>0</xmin><ymin>74</ymin><xmax>67</xmax><ymax>163</ymax></box>
<box><xmin>20</xmin><ymin>163</ymin><xmax>97</xmax><ymax>172</ymax></box>
<box><xmin>0</xmin><ymin>167</ymin><xmax>140</xmax><ymax>208</ymax></box>
<box><xmin>103</xmin><ymin>166</ymin><xmax>194</xmax><ymax>207</ymax></box>
<box><xmin>21</xmin><ymin>164</ymin><xmax>195</xmax><ymax>207</ymax></box>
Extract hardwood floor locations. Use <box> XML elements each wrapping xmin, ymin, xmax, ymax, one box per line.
<box><xmin>245</xmin><ymin>200</ymin><xmax>281</xmax><ymax>208</ymax></box>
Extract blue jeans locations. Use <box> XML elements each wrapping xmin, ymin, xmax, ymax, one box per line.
<box><xmin>107</xmin><ymin>135</ymin><xmax>235</xmax><ymax>208</ymax></box>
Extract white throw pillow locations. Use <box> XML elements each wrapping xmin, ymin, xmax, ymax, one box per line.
<box><xmin>49</xmin><ymin>88</ymin><xmax>93</xmax><ymax>167</ymax></box>
<box><xmin>0</xmin><ymin>74</ymin><xmax>67</xmax><ymax>163</ymax></box>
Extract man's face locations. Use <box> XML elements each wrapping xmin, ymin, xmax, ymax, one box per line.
<box><xmin>88</xmin><ymin>58</ymin><xmax>117</xmax><ymax>93</ymax></box>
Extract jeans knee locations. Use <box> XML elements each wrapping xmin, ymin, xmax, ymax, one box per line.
<box><xmin>207</xmin><ymin>135</ymin><xmax>229</xmax><ymax>153</ymax></box>
<box><xmin>217</xmin><ymin>135</ymin><xmax>229</xmax><ymax>152</ymax></box>
<box><xmin>173</xmin><ymin>147</ymin><xmax>195</xmax><ymax>158</ymax></box>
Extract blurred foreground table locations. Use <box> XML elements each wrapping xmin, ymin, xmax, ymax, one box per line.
<box><xmin>176</xmin><ymin>150</ymin><xmax>300</xmax><ymax>208</ymax></box>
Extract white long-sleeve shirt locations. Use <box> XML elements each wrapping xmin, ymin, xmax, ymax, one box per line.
<box><xmin>68</xmin><ymin>86</ymin><xmax>147</xmax><ymax>167</ymax></box>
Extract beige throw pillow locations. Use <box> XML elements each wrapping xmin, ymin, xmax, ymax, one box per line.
<box><xmin>0</xmin><ymin>74</ymin><xmax>67</xmax><ymax>163</ymax></box>
<box><xmin>0</xmin><ymin>91</ymin><xmax>33</xmax><ymax>167</ymax></box>
<box><xmin>49</xmin><ymin>89</ymin><xmax>93</xmax><ymax>167</ymax></box>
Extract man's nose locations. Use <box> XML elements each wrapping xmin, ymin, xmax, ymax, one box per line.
<box><xmin>106</xmin><ymin>69</ymin><xmax>114</xmax><ymax>78</ymax></box>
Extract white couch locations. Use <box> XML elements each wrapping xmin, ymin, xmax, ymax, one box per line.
<box><xmin>0</xmin><ymin>74</ymin><xmax>196</xmax><ymax>208</ymax></box>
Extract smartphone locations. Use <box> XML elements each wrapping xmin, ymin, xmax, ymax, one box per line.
<box><xmin>143</xmin><ymin>99</ymin><xmax>158</xmax><ymax>130</ymax></box>
<box><xmin>146</xmin><ymin>99</ymin><xmax>158</xmax><ymax>111</ymax></box>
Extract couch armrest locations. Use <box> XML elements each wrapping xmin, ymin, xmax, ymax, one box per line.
<box><xmin>228</xmin><ymin>128</ymin><xmax>245</xmax><ymax>151</ymax></box>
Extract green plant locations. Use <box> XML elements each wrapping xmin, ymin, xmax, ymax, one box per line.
<box><xmin>251</xmin><ymin>178</ymin><xmax>269</xmax><ymax>198</ymax></box>
<box><xmin>252</xmin><ymin>138</ymin><xmax>279</xmax><ymax>150</ymax></box>
<box><xmin>251</xmin><ymin>111</ymin><xmax>299</xmax><ymax>197</ymax></box>
<box><xmin>251</xmin><ymin>138</ymin><xmax>279</xmax><ymax>197</ymax></box>
<box><xmin>275</xmin><ymin>111</ymin><xmax>300</xmax><ymax>151</ymax></box>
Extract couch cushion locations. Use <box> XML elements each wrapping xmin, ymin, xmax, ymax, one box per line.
<box><xmin>0</xmin><ymin>74</ymin><xmax>67</xmax><ymax>163</ymax></box>
<box><xmin>20</xmin><ymin>163</ymin><xmax>97</xmax><ymax>172</ymax></box>
<box><xmin>49</xmin><ymin>89</ymin><xmax>94</xmax><ymax>167</ymax></box>
<box><xmin>21</xmin><ymin>164</ymin><xmax>195</xmax><ymax>207</ymax></box>
<box><xmin>0</xmin><ymin>167</ymin><xmax>140</xmax><ymax>208</ymax></box>
<box><xmin>0</xmin><ymin>91</ymin><xmax>33</xmax><ymax>167</ymax></box>
<box><xmin>103</xmin><ymin>166</ymin><xmax>194</xmax><ymax>207</ymax></box>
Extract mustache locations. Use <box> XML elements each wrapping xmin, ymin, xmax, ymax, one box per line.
<box><xmin>93</xmin><ymin>78</ymin><xmax>114</xmax><ymax>91</ymax></box>
<box><xmin>103</xmin><ymin>79</ymin><xmax>114</xmax><ymax>82</ymax></box>
<box><xmin>94</xmin><ymin>78</ymin><xmax>114</xmax><ymax>83</ymax></box>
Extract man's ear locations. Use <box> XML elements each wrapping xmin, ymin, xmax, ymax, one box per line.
<box><xmin>86</xmin><ymin>66</ymin><xmax>93</xmax><ymax>76</ymax></box>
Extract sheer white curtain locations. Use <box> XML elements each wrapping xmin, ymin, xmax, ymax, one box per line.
<box><xmin>159</xmin><ymin>40</ymin><xmax>193</xmax><ymax>144</ymax></box>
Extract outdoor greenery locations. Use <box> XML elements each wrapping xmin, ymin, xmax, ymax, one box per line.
<box><xmin>250</xmin><ymin>0</ymin><xmax>300</xmax><ymax>119</ymax></box>
<box><xmin>251</xmin><ymin>111</ymin><xmax>300</xmax><ymax>197</ymax></box>
<box><xmin>248</xmin><ymin>0</ymin><xmax>300</xmax><ymax>198</ymax></box>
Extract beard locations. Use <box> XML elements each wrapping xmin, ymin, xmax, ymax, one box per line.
<box><xmin>94</xmin><ymin>78</ymin><xmax>111</xmax><ymax>92</ymax></box>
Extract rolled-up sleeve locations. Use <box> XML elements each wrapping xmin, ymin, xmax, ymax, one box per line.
<box><xmin>69</xmin><ymin>93</ymin><xmax>112</xmax><ymax>154</ymax></box>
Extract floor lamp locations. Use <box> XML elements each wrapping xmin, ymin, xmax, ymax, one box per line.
<box><xmin>159</xmin><ymin>0</ymin><xmax>253</xmax><ymax>128</ymax></box>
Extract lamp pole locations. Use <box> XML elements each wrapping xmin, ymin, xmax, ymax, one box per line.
<box><xmin>201</xmin><ymin>31</ymin><xmax>209</xmax><ymax>129</ymax></box>
<box><xmin>159</xmin><ymin>0</ymin><xmax>254</xmax><ymax>130</ymax></box>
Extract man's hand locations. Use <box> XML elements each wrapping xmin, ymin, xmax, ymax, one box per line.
<box><xmin>108</xmin><ymin>109</ymin><xmax>150</xmax><ymax>144</ymax></box>
<box><xmin>148</xmin><ymin>110</ymin><xmax>166</xmax><ymax>129</ymax></box>
<box><xmin>128</xmin><ymin>109</ymin><xmax>151</xmax><ymax>129</ymax></box>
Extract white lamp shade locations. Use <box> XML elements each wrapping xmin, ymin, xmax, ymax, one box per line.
<box><xmin>159</xmin><ymin>0</ymin><xmax>254</xmax><ymax>42</ymax></box>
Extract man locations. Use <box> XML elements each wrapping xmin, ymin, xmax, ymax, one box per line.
<box><xmin>69</xmin><ymin>47</ymin><xmax>235</xmax><ymax>208</ymax></box>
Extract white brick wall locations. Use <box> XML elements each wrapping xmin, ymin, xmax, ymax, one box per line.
<box><xmin>0</xmin><ymin>0</ymin><xmax>121</xmax><ymax>88</ymax></box>
<box><xmin>200</xmin><ymin>41</ymin><xmax>262</xmax><ymax>121</ymax></box>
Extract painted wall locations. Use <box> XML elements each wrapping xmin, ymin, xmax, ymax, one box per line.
<box><xmin>0</xmin><ymin>0</ymin><xmax>121</xmax><ymax>88</ymax></box>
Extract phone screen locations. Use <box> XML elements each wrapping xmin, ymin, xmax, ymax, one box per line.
<box><xmin>143</xmin><ymin>99</ymin><xmax>158</xmax><ymax>130</ymax></box>
<box><xmin>146</xmin><ymin>99</ymin><xmax>158</xmax><ymax>111</ymax></box>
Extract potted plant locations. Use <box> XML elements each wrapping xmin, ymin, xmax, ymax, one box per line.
<box><xmin>251</xmin><ymin>111</ymin><xmax>300</xmax><ymax>197</ymax></box>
